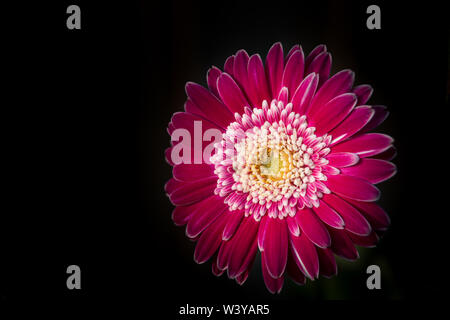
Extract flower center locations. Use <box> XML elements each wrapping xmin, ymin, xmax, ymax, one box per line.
<box><xmin>212</xmin><ymin>100</ymin><xmax>332</xmax><ymax>220</ymax></box>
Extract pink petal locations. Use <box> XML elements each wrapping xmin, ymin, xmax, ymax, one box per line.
<box><xmin>341</xmin><ymin>159</ymin><xmax>397</xmax><ymax>184</ymax></box>
<box><xmin>222</xmin><ymin>209</ymin><xmax>244</xmax><ymax>240</ymax></box>
<box><xmin>286</xmin><ymin>216</ymin><xmax>300</xmax><ymax>237</ymax></box>
<box><xmin>282</xmin><ymin>49</ymin><xmax>305</xmax><ymax>97</ymax></box>
<box><xmin>352</xmin><ymin>84</ymin><xmax>373</xmax><ymax>105</ymax></box>
<box><xmin>327</xmin><ymin>227</ymin><xmax>359</xmax><ymax>260</ymax></box>
<box><xmin>265</xmin><ymin>42</ymin><xmax>284</xmax><ymax>99</ymax></box>
<box><xmin>247</xmin><ymin>54</ymin><xmax>271</xmax><ymax>108</ymax></box>
<box><xmin>291</xmin><ymin>73</ymin><xmax>319</xmax><ymax>115</ymax></box>
<box><xmin>165</xmin><ymin>147</ymin><xmax>175</xmax><ymax>166</ymax></box>
<box><xmin>296</xmin><ymin>208</ymin><xmax>331</xmax><ymax>248</ymax></box>
<box><xmin>331</xmin><ymin>133</ymin><xmax>393</xmax><ymax>158</ymax></box>
<box><xmin>235</xmin><ymin>269</ymin><xmax>249</xmax><ymax>285</ymax></box>
<box><xmin>164</xmin><ymin>177</ymin><xmax>180</xmax><ymax>194</ymax></box>
<box><xmin>194</xmin><ymin>212</ymin><xmax>229</xmax><ymax>263</ymax></box>
<box><xmin>305</xmin><ymin>44</ymin><xmax>327</xmax><ymax>69</ymax></box>
<box><xmin>290</xmin><ymin>232</ymin><xmax>319</xmax><ymax>280</ymax></box>
<box><xmin>286</xmin><ymin>251</ymin><xmax>306</xmax><ymax>285</ymax></box>
<box><xmin>323</xmin><ymin>194</ymin><xmax>372</xmax><ymax>236</ymax></box>
<box><xmin>217</xmin><ymin>237</ymin><xmax>234</xmax><ymax>270</ymax></box>
<box><xmin>185</xmin><ymin>82</ymin><xmax>234</xmax><ymax>128</ymax></box>
<box><xmin>169</xmin><ymin>176</ymin><xmax>217</xmax><ymax>206</ymax></box>
<box><xmin>261</xmin><ymin>217</ymin><xmax>288</xmax><ymax>278</ymax></box>
<box><xmin>329</xmin><ymin>106</ymin><xmax>375</xmax><ymax>145</ymax></box>
<box><xmin>258</xmin><ymin>215</ymin><xmax>269</xmax><ymax>250</ymax></box>
<box><xmin>217</xmin><ymin>73</ymin><xmax>250</xmax><ymax>115</ymax></box>
<box><xmin>311</xmin><ymin>93</ymin><xmax>357</xmax><ymax>136</ymax></box>
<box><xmin>345</xmin><ymin>199</ymin><xmax>390</xmax><ymax>231</ymax></box>
<box><xmin>173</xmin><ymin>163</ymin><xmax>215</xmax><ymax>181</ymax></box>
<box><xmin>277</xmin><ymin>86</ymin><xmax>289</xmax><ymax>105</ymax></box>
<box><xmin>326</xmin><ymin>174</ymin><xmax>380</xmax><ymax>202</ymax></box>
<box><xmin>233</xmin><ymin>49</ymin><xmax>250</xmax><ymax>94</ymax></box>
<box><xmin>212</xmin><ymin>257</ymin><xmax>225</xmax><ymax>276</ymax></box>
<box><xmin>285</xmin><ymin>44</ymin><xmax>301</xmax><ymax>63</ymax></box>
<box><xmin>317</xmin><ymin>247</ymin><xmax>337</xmax><ymax>278</ymax></box>
<box><xmin>372</xmin><ymin>146</ymin><xmax>397</xmax><ymax>161</ymax></box>
<box><xmin>261</xmin><ymin>251</ymin><xmax>284</xmax><ymax>294</ymax></box>
<box><xmin>227</xmin><ymin>217</ymin><xmax>259</xmax><ymax>278</ymax></box>
<box><xmin>207</xmin><ymin>66</ymin><xmax>222</xmax><ymax>97</ymax></box>
<box><xmin>224</xmin><ymin>55</ymin><xmax>235</xmax><ymax>76</ymax></box>
<box><xmin>172</xmin><ymin>203</ymin><xmax>197</xmax><ymax>226</ymax></box>
<box><xmin>312</xmin><ymin>200</ymin><xmax>345</xmax><ymax>229</ymax></box>
<box><xmin>360</xmin><ymin>105</ymin><xmax>389</xmax><ymax>133</ymax></box>
<box><xmin>186</xmin><ymin>195</ymin><xmax>228</xmax><ymax>238</ymax></box>
<box><xmin>347</xmin><ymin>230</ymin><xmax>379</xmax><ymax>248</ymax></box>
<box><xmin>307</xmin><ymin>69</ymin><xmax>355</xmax><ymax>119</ymax></box>
<box><xmin>305</xmin><ymin>51</ymin><xmax>331</xmax><ymax>87</ymax></box>
<box><xmin>326</xmin><ymin>152</ymin><xmax>360</xmax><ymax>168</ymax></box>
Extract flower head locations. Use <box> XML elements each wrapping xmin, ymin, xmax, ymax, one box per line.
<box><xmin>165</xmin><ymin>43</ymin><xmax>396</xmax><ymax>293</ymax></box>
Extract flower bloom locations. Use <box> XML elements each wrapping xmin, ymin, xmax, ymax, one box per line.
<box><xmin>165</xmin><ymin>43</ymin><xmax>396</xmax><ymax>293</ymax></box>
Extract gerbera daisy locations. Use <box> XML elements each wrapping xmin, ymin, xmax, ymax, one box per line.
<box><xmin>165</xmin><ymin>43</ymin><xmax>396</xmax><ymax>293</ymax></box>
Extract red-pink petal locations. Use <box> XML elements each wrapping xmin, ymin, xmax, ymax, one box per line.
<box><xmin>323</xmin><ymin>194</ymin><xmax>372</xmax><ymax>236</ymax></box>
<box><xmin>258</xmin><ymin>215</ymin><xmax>269</xmax><ymax>250</ymax></box>
<box><xmin>261</xmin><ymin>251</ymin><xmax>284</xmax><ymax>294</ymax></box>
<box><xmin>372</xmin><ymin>146</ymin><xmax>397</xmax><ymax>161</ymax></box>
<box><xmin>312</xmin><ymin>200</ymin><xmax>345</xmax><ymax>229</ymax></box>
<box><xmin>261</xmin><ymin>217</ymin><xmax>288</xmax><ymax>278</ymax></box>
<box><xmin>233</xmin><ymin>49</ymin><xmax>250</xmax><ymax>93</ymax></box>
<box><xmin>329</xmin><ymin>106</ymin><xmax>375</xmax><ymax>145</ymax></box>
<box><xmin>291</xmin><ymin>73</ymin><xmax>319</xmax><ymax>115</ymax></box>
<box><xmin>227</xmin><ymin>217</ymin><xmax>259</xmax><ymax>278</ymax></box>
<box><xmin>290</xmin><ymin>232</ymin><xmax>319</xmax><ymax>280</ymax></box>
<box><xmin>345</xmin><ymin>199</ymin><xmax>391</xmax><ymax>231</ymax></box>
<box><xmin>331</xmin><ymin>133</ymin><xmax>393</xmax><ymax>157</ymax></box>
<box><xmin>173</xmin><ymin>163</ymin><xmax>215</xmax><ymax>181</ymax></box>
<box><xmin>325</xmin><ymin>174</ymin><xmax>380</xmax><ymax>202</ymax></box>
<box><xmin>305</xmin><ymin>51</ymin><xmax>331</xmax><ymax>87</ymax></box>
<box><xmin>286</xmin><ymin>251</ymin><xmax>306</xmax><ymax>285</ymax></box>
<box><xmin>282</xmin><ymin>49</ymin><xmax>305</xmax><ymax>97</ymax></box>
<box><xmin>341</xmin><ymin>159</ymin><xmax>397</xmax><ymax>184</ymax></box>
<box><xmin>347</xmin><ymin>230</ymin><xmax>379</xmax><ymax>248</ymax></box>
<box><xmin>296</xmin><ymin>208</ymin><xmax>331</xmax><ymax>248</ymax></box>
<box><xmin>265</xmin><ymin>42</ymin><xmax>284</xmax><ymax>99</ymax></box>
<box><xmin>222</xmin><ymin>209</ymin><xmax>244</xmax><ymax>240</ymax></box>
<box><xmin>247</xmin><ymin>54</ymin><xmax>271</xmax><ymax>107</ymax></box>
<box><xmin>311</xmin><ymin>93</ymin><xmax>357</xmax><ymax>136</ymax></box>
<box><xmin>194</xmin><ymin>212</ymin><xmax>229</xmax><ymax>263</ymax></box>
<box><xmin>286</xmin><ymin>44</ymin><xmax>301</xmax><ymax>63</ymax></box>
<box><xmin>305</xmin><ymin>44</ymin><xmax>326</xmax><ymax>69</ymax></box>
<box><xmin>164</xmin><ymin>177</ymin><xmax>180</xmax><ymax>194</ymax></box>
<box><xmin>185</xmin><ymin>82</ymin><xmax>234</xmax><ymax>128</ymax></box>
<box><xmin>207</xmin><ymin>66</ymin><xmax>222</xmax><ymax>97</ymax></box>
<box><xmin>217</xmin><ymin>73</ymin><xmax>250</xmax><ymax>115</ymax></box>
<box><xmin>307</xmin><ymin>69</ymin><xmax>355</xmax><ymax>118</ymax></box>
<box><xmin>277</xmin><ymin>87</ymin><xmax>289</xmax><ymax>105</ymax></box>
<box><xmin>326</xmin><ymin>152</ymin><xmax>360</xmax><ymax>168</ymax></box>
<box><xmin>360</xmin><ymin>105</ymin><xmax>389</xmax><ymax>133</ymax></box>
<box><xmin>317</xmin><ymin>247</ymin><xmax>337</xmax><ymax>278</ymax></box>
<box><xmin>224</xmin><ymin>55</ymin><xmax>235</xmax><ymax>76</ymax></box>
<box><xmin>352</xmin><ymin>84</ymin><xmax>373</xmax><ymax>105</ymax></box>
<box><xmin>169</xmin><ymin>176</ymin><xmax>217</xmax><ymax>206</ymax></box>
<box><xmin>171</xmin><ymin>204</ymin><xmax>195</xmax><ymax>226</ymax></box>
<box><xmin>186</xmin><ymin>195</ymin><xmax>228</xmax><ymax>238</ymax></box>
<box><xmin>327</xmin><ymin>227</ymin><xmax>359</xmax><ymax>260</ymax></box>
<box><xmin>286</xmin><ymin>216</ymin><xmax>300</xmax><ymax>237</ymax></box>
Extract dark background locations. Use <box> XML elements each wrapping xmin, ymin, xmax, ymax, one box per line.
<box><xmin>3</xmin><ymin>0</ymin><xmax>449</xmax><ymax>315</ymax></box>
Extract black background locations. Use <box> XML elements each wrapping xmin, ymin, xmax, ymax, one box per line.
<box><xmin>3</xmin><ymin>0</ymin><xmax>449</xmax><ymax>315</ymax></box>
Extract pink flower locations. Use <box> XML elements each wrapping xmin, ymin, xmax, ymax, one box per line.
<box><xmin>165</xmin><ymin>43</ymin><xmax>396</xmax><ymax>293</ymax></box>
